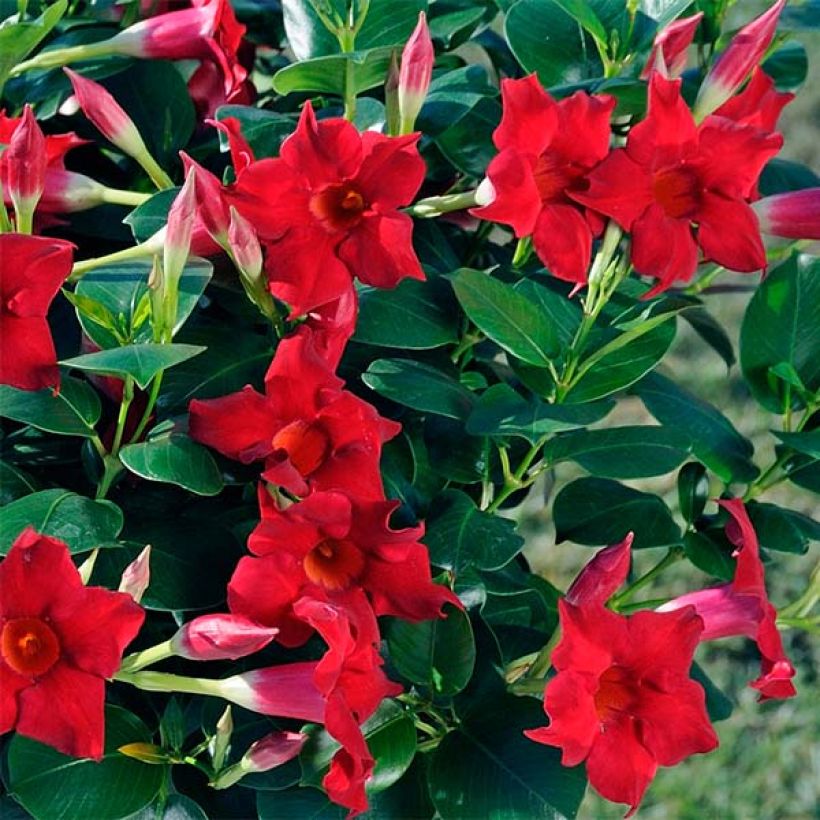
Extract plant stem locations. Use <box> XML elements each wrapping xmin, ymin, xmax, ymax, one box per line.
<box><xmin>130</xmin><ymin>372</ymin><xmax>163</xmax><ymax>444</ymax></box>
<box><xmin>338</xmin><ymin>29</ymin><xmax>357</xmax><ymax>121</ymax></box>
<box><xmin>99</xmin><ymin>187</ymin><xmax>153</xmax><ymax>208</ymax></box>
<box><xmin>69</xmin><ymin>240</ymin><xmax>158</xmax><ymax>281</ymax></box>
<box><xmin>134</xmin><ymin>150</ymin><xmax>175</xmax><ymax>191</ymax></box>
<box><xmin>610</xmin><ymin>547</ymin><xmax>685</xmax><ymax>609</ymax></box>
<box><xmin>406</xmin><ymin>190</ymin><xmax>480</xmax><ymax>218</ymax></box>
<box><xmin>115</xmin><ymin>670</ymin><xmax>228</xmax><ymax>699</ymax></box>
<box><xmin>111</xmin><ymin>376</ymin><xmax>135</xmax><ymax>455</ymax></box>
<box><xmin>119</xmin><ymin>639</ymin><xmax>176</xmax><ymax>673</ymax></box>
<box><xmin>10</xmin><ymin>40</ymin><xmax>116</xmax><ymax>76</ymax></box>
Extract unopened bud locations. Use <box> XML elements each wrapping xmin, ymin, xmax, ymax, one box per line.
<box><xmin>398</xmin><ymin>12</ymin><xmax>434</xmax><ymax>134</ymax></box>
<box><xmin>181</xmin><ymin>152</ymin><xmax>230</xmax><ymax>247</ymax></box>
<box><xmin>170</xmin><ymin>614</ymin><xmax>279</xmax><ymax>661</ymax></box>
<box><xmin>641</xmin><ymin>13</ymin><xmax>703</xmax><ymax>80</ymax></box>
<box><xmin>210</xmin><ymin>705</ymin><xmax>233</xmax><ymax>771</ymax></box>
<box><xmin>7</xmin><ymin>105</ymin><xmax>46</xmax><ymax>233</ymax></box>
<box><xmin>565</xmin><ymin>533</ymin><xmax>633</xmax><ymax>606</ymax></box>
<box><xmin>212</xmin><ymin>731</ymin><xmax>306</xmax><ymax>789</ymax></box>
<box><xmin>163</xmin><ymin>169</ymin><xmax>197</xmax><ymax>286</ymax></box>
<box><xmin>119</xmin><ymin>545</ymin><xmax>151</xmax><ymax>603</ymax></box>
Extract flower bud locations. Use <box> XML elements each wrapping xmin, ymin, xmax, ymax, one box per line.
<box><xmin>64</xmin><ymin>69</ymin><xmax>148</xmax><ymax>160</ymax></box>
<box><xmin>753</xmin><ymin>188</ymin><xmax>820</xmax><ymax>240</ymax></box>
<box><xmin>211</xmin><ymin>730</ymin><xmax>306</xmax><ymax>789</ymax></box>
<box><xmin>565</xmin><ymin>532</ymin><xmax>633</xmax><ymax>606</ymax></box>
<box><xmin>181</xmin><ymin>152</ymin><xmax>231</xmax><ymax>247</ymax></box>
<box><xmin>385</xmin><ymin>50</ymin><xmax>401</xmax><ymax>136</ymax></box>
<box><xmin>38</xmin><ymin>169</ymin><xmax>107</xmax><ymax>213</ymax></box>
<box><xmin>641</xmin><ymin>13</ymin><xmax>703</xmax><ymax>79</ymax></box>
<box><xmin>6</xmin><ymin>105</ymin><xmax>47</xmax><ymax>232</ymax></box>
<box><xmin>119</xmin><ymin>545</ymin><xmax>151</xmax><ymax>603</ymax></box>
<box><xmin>210</xmin><ymin>705</ymin><xmax>233</xmax><ymax>771</ymax></box>
<box><xmin>694</xmin><ymin>0</ymin><xmax>785</xmax><ymax>119</ymax></box>
<box><xmin>398</xmin><ymin>12</ymin><xmax>434</xmax><ymax>134</ymax></box>
<box><xmin>163</xmin><ymin>169</ymin><xmax>198</xmax><ymax>286</ymax></box>
<box><xmin>170</xmin><ymin>614</ymin><xmax>278</xmax><ymax>661</ymax></box>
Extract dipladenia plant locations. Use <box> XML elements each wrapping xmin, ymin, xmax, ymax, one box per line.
<box><xmin>0</xmin><ymin>1</ymin><xmax>818</xmax><ymax>818</ymax></box>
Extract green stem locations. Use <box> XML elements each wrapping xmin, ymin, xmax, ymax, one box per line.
<box><xmin>338</xmin><ymin>28</ymin><xmax>357</xmax><ymax>121</ymax></box>
<box><xmin>129</xmin><ymin>372</ymin><xmax>163</xmax><ymax>444</ymax></box>
<box><xmin>119</xmin><ymin>639</ymin><xmax>175</xmax><ymax>673</ymax></box>
<box><xmin>485</xmin><ymin>436</ymin><xmax>549</xmax><ymax>513</ymax></box>
<box><xmin>96</xmin><ymin>456</ymin><xmax>124</xmax><ymax>500</ymax></box>
<box><xmin>406</xmin><ymin>190</ymin><xmax>480</xmax><ymax>219</ymax></box>
<box><xmin>526</xmin><ymin>626</ymin><xmax>562</xmax><ymax>680</ymax></box>
<box><xmin>99</xmin><ymin>187</ymin><xmax>152</xmax><ymax>208</ymax></box>
<box><xmin>134</xmin><ymin>150</ymin><xmax>175</xmax><ymax>191</ymax></box>
<box><xmin>610</xmin><ymin>548</ymin><xmax>685</xmax><ymax>609</ymax></box>
<box><xmin>10</xmin><ymin>40</ymin><xmax>116</xmax><ymax>76</ymax></box>
<box><xmin>69</xmin><ymin>240</ymin><xmax>158</xmax><ymax>281</ymax></box>
<box><xmin>115</xmin><ymin>670</ymin><xmax>228</xmax><ymax>699</ymax></box>
<box><xmin>111</xmin><ymin>376</ymin><xmax>135</xmax><ymax>455</ymax></box>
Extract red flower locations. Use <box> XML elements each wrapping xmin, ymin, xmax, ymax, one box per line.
<box><xmin>526</xmin><ymin>601</ymin><xmax>717</xmax><ymax>815</ymax></box>
<box><xmin>470</xmin><ymin>75</ymin><xmax>616</xmax><ymax>285</ymax></box>
<box><xmin>0</xmin><ymin>234</ymin><xmax>74</xmax><ymax>391</ymax></box>
<box><xmin>189</xmin><ymin>327</ymin><xmax>398</xmax><ymax>498</ymax></box>
<box><xmin>572</xmin><ymin>73</ymin><xmax>782</xmax><ymax>294</ymax></box>
<box><xmin>303</xmin><ymin>285</ymin><xmax>359</xmax><ymax>371</ymax></box>
<box><xmin>714</xmin><ymin>68</ymin><xmax>793</xmax><ymax>135</ymax></box>
<box><xmin>659</xmin><ymin>499</ymin><xmax>796</xmax><ymax>700</ymax></box>
<box><xmin>228</xmin><ymin>102</ymin><xmax>426</xmax><ymax>316</ymax></box>
<box><xmin>0</xmin><ymin>529</ymin><xmax>144</xmax><ymax>759</ymax></box>
<box><xmin>229</xmin><ymin>487</ymin><xmax>460</xmax><ymax>647</ymax></box>
<box><xmin>216</xmin><ymin>591</ymin><xmax>401</xmax><ymax>816</ymax></box>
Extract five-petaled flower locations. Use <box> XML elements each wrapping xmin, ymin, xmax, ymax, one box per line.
<box><xmin>526</xmin><ymin>601</ymin><xmax>718</xmax><ymax>816</ymax></box>
<box><xmin>470</xmin><ymin>74</ymin><xmax>616</xmax><ymax>286</ymax></box>
<box><xmin>0</xmin><ymin>529</ymin><xmax>144</xmax><ymax>759</ymax></box>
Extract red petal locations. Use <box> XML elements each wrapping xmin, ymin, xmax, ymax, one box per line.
<box><xmin>0</xmin><ymin>663</ymin><xmax>29</xmax><ymax>734</ymax></box>
<box><xmin>696</xmin><ymin>193</ymin><xmax>765</xmax><ymax>273</ymax></box>
<box><xmin>532</xmin><ymin>203</ymin><xmax>593</xmax><ymax>284</ymax></box>
<box><xmin>337</xmin><ymin>212</ymin><xmax>424</xmax><ymax>289</ymax></box>
<box><xmin>355</xmin><ymin>131</ymin><xmax>426</xmax><ymax>210</ymax></box>
<box><xmin>279</xmin><ymin>102</ymin><xmax>362</xmax><ymax>189</ymax></box>
<box><xmin>585</xmin><ymin>717</ymin><xmax>658</xmax><ymax>816</ymax></box>
<box><xmin>188</xmin><ymin>386</ymin><xmax>276</xmax><ymax>463</ymax></box>
<box><xmin>16</xmin><ymin>665</ymin><xmax>105</xmax><ymax>759</ymax></box>
<box><xmin>565</xmin><ymin>533</ymin><xmax>633</xmax><ymax>607</ymax></box>
<box><xmin>50</xmin><ymin>587</ymin><xmax>144</xmax><ymax>678</ymax></box>
<box><xmin>624</xmin><ymin>607</ymin><xmax>704</xmax><ymax>683</ymax></box>
<box><xmin>630</xmin><ymin>202</ymin><xmax>698</xmax><ymax>293</ymax></box>
<box><xmin>552</xmin><ymin>92</ymin><xmax>616</xmax><ymax>168</ymax></box>
<box><xmin>0</xmin><ymin>234</ymin><xmax>74</xmax><ymax>316</ymax></box>
<box><xmin>470</xmin><ymin>149</ymin><xmax>542</xmax><ymax>236</ymax></box>
<box><xmin>551</xmin><ymin>601</ymin><xmax>626</xmax><ymax>677</ymax></box>
<box><xmin>493</xmin><ymin>75</ymin><xmax>558</xmax><ymax>156</ymax></box>
<box><xmin>0</xmin><ymin>315</ymin><xmax>59</xmax><ymax>391</ymax></box>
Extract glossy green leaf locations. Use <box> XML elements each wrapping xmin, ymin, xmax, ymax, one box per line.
<box><xmin>514</xmin><ymin>278</ymin><xmax>583</xmax><ymax>349</ymax></box>
<box><xmin>634</xmin><ymin>372</ymin><xmax>758</xmax><ymax>483</ymax></box>
<box><xmin>119</xmin><ymin>433</ymin><xmax>224</xmax><ymax>496</ymax></box>
<box><xmin>553</xmin><ymin>477</ymin><xmax>681</xmax><ymax>548</ymax></box>
<box><xmin>774</xmin><ymin>429</ymin><xmax>820</xmax><ymax>460</ymax></box>
<box><xmin>543</xmin><ymin>425</ymin><xmax>692</xmax><ymax>478</ymax></box>
<box><xmin>273</xmin><ymin>46</ymin><xmax>396</xmax><ymax>95</ymax></box>
<box><xmin>61</xmin><ymin>344</ymin><xmax>206</xmax><ymax>390</ymax></box>
<box><xmin>467</xmin><ymin>384</ymin><xmax>614</xmax><ymax>443</ymax></box>
<box><xmin>300</xmin><ymin>700</ymin><xmax>416</xmax><ymax>793</ymax></box>
<box><xmin>424</xmin><ymin>489</ymin><xmax>525</xmax><ymax>576</ymax></box>
<box><xmin>386</xmin><ymin>605</ymin><xmax>476</xmax><ymax>695</ymax></box>
<box><xmin>683</xmin><ymin>530</ymin><xmax>735</xmax><ymax>581</ymax></box>
<box><xmin>563</xmin><ymin>317</ymin><xmax>677</xmax><ymax>403</ymax></box>
<box><xmin>258</xmin><ymin>787</ymin><xmax>344</xmax><ymax>820</ymax></box>
<box><xmin>746</xmin><ymin>501</ymin><xmax>820</xmax><ymax>554</ymax></box>
<box><xmin>452</xmin><ymin>269</ymin><xmax>560</xmax><ymax>366</ymax></box>
<box><xmin>354</xmin><ymin>278</ymin><xmax>459</xmax><ymax>349</ymax></box>
<box><xmin>0</xmin><ymin>0</ymin><xmax>67</xmax><ymax>91</ymax></box>
<box><xmin>215</xmin><ymin>105</ymin><xmax>294</xmax><ymax>158</ymax></box>
<box><xmin>759</xmin><ymin>158</ymin><xmax>820</xmax><ymax>196</ymax></box>
<box><xmin>691</xmin><ymin>662</ymin><xmax>733</xmax><ymax>722</ymax></box>
<box><xmin>362</xmin><ymin>359</ymin><xmax>476</xmax><ymax>420</ymax></box>
<box><xmin>741</xmin><ymin>254</ymin><xmax>820</xmax><ymax>413</ymax></box>
<box><xmin>6</xmin><ymin>706</ymin><xmax>164</xmax><ymax>820</ymax></box>
<box><xmin>0</xmin><ymin>376</ymin><xmax>101</xmax><ymax>438</ymax></box>
<box><xmin>682</xmin><ymin>307</ymin><xmax>735</xmax><ymax>368</ymax></box>
<box><xmin>677</xmin><ymin>462</ymin><xmax>709</xmax><ymax>525</ymax></box>
<box><xmin>428</xmin><ymin>695</ymin><xmax>586</xmax><ymax>820</ymax></box>
<box><xmin>762</xmin><ymin>41</ymin><xmax>808</xmax><ymax>91</ymax></box>
<box><xmin>75</xmin><ymin>259</ymin><xmax>213</xmax><ymax>349</ymax></box>
<box><xmin>124</xmin><ymin>188</ymin><xmax>179</xmax><ymax>243</ymax></box>
<box><xmin>130</xmin><ymin>794</ymin><xmax>209</xmax><ymax>820</ymax></box>
<box><xmin>0</xmin><ymin>461</ymin><xmax>37</xmax><ymax>505</ymax></box>
<box><xmin>0</xmin><ymin>489</ymin><xmax>123</xmax><ymax>555</ymax></box>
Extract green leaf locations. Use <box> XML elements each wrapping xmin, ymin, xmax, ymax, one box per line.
<box><xmin>362</xmin><ymin>359</ymin><xmax>476</xmax><ymax>420</ymax></box>
<box><xmin>75</xmin><ymin>258</ymin><xmax>213</xmax><ymax>349</ymax></box>
<box><xmin>746</xmin><ymin>501</ymin><xmax>820</xmax><ymax>555</ymax></box>
<box><xmin>124</xmin><ymin>188</ymin><xmax>179</xmax><ymax>243</ymax></box>
<box><xmin>452</xmin><ymin>269</ymin><xmax>560</xmax><ymax>366</ymax></box>
<box><xmin>762</xmin><ymin>41</ymin><xmax>808</xmax><ymax>91</ymax></box>
<box><xmin>467</xmin><ymin>384</ymin><xmax>614</xmax><ymax>443</ymax></box>
<box><xmin>0</xmin><ymin>489</ymin><xmax>123</xmax><ymax>555</ymax></box>
<box><xmin>683</xmin><ymin>530</ymin><xmax>735</xmax><ymax>581</ymax></box>
<box><xmin>759</xmin><ymin>158</ymin><xmax>820</xmax><ymax>196</ymax></box>
<box><xmin>513</xmin><ymin>278</ymin><xmax>583</xmax><ymax>349</ymax></box>
<box><xmin>634</xmin><ymin>372</ymin><xmax>758</xmax><ymax>483</ymax></box>
<box><xmin>542</xmin><ymin>425</ymin><xmax>692</xmax><ymax>478</ymax></box>
<box><xmin>300</xmin><ymin>700</ymin><xmax>416</xmax><ymax>794</ymax></box>
<box><xmin>563</xmin><ymin>316</ymin><xmax>677</xmax><ymax>403</ymax></box>
<box><xmin>553</xmin><ymin>477</ymin><xmax>681</xmax><ymax>548</ymax></box>
<box><xmin>773</xmin><ymin>429</ymin><xmax>820</xmax><ymax>460</ymax></box>
<box><xmin>6</xmin><ymin>706</ymin><xmax>165</xmax><ymax>820</ymax></box>
<box><xmin>215</xmin><ymin>105</ymin><xmax>294</xmax><ymax>159</ymax></box>
<box><xmin>0</xmin><ymin>0</ymin><xmax>67</xmax><ymax>91</ymax></box>
<box><xmin>677</xmin><ymin>462</ymin><xmax>709</xmax><ymax>525</ymax></box>
<box><xmin>0</xmin><ymin>376</ymin><xmax>101</xmax><ymax>438</ymax></box>
<box><xmin>258</xmin><ymin>787</ymin><xmax>344</xmax><ymax>820</ymax></box>
<box><xmin>691</xmin><ymin>662</ymin><xmax>733</xmax><ymax>722</ymax></box>
<box><xmin>354</xmin><ymin>278</ymin><xmax>459</xmax><ymax>349</ymax></box>
<box><xmin>129</xmin><ymin>794</ymin><xmax>209</xmax><ymax>820</ymax></box>
<box><xmin>741</xmin><ymin>254</ymin><xmax>820</xmax><ymax>413</ymax></box>
<box><xmin>61</xmin><ymin>344</ymin><xmax>206</xmax><ymax>390</ymax></box>
<box><xmin>682</xmin><ymin>307</ymin><xmax>735</xmax><ymax>368</ymax></box>
<box><xmin>119</xmin><ymin>433</ymin><xmax>224</xmax><ymax>496</ymax></box>
<box><xmin>386</xmin><ymin>605</ymin><xmax>476</xmax><ymax>695</ymax></box>
<box><xmin>0</xmin><ymin>461</ymin><xmax>37</xmax><ymax>505</ymax></box>
<box><xmin>428</xmin><ymin>695</ymin><xmax>586</xmax><ymax>820</ymax></box>
<box><xmin>424</xmin><ymin>489</ymin><xmax>525</xmax><ymax>576</ymax></box>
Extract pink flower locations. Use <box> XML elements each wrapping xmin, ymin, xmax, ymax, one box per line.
<box><xmin>5</xmin><ymin>106</ymin><xmax>46</xmax><ymax>228</ymax></box>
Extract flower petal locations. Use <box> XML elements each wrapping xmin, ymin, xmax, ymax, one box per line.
<box><xmin>697</xmin><ymin>193</ymin><xmax>766</xmax><ymax>273</ymax></box>
<box><xmin>532</xmin><ymin>203</ymin><xmax>593</xmax><ymax>285</ymax></box>
<box><xmin>493</xmin><ymin>75</ymin><xmax>558</xmax><ymax>155</ymax></box>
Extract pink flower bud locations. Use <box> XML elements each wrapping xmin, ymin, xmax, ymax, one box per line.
<box><xmin>641</xmin><ymin>13</ymin><xmax>703</xmax><ymax>79</ymax></box>
<box><xmin>170</xmin><ymin>614</ymin><xmax>278</xmax><ymax>660</ymax></box>
<box><xmin>37</xmin><ymin>169</ymin><xmax>107</xmax><ymax>213</ymax></box>
<box><xmin>228</xmin><ymin>206</ymin><xmax>262</xmax><ymax>281</ymax></box>
<box><xmin>181</xmin><ymin>151</ymin><xmax>230</xmax><ymax>246</ymax></box>
<box><xmin>64</xmin><ymin>69</ymin><xmax>148</xmax><ymax>160</ymax></box>
<box><xmin>164</xmin><ymin>169</ymin><xmax>198</xmax><ymax>284</ymax></box>
<box><xmin>398</xmin><ymin>11</ymin><xmax>434</xmax><ymax>133</ymax></box>
<box><xmin>694</xmin><ymin>0</ymin><xmax>785</xmax><ymax>118</ymax></box>
<box><xmin>753</xmin><ymin>188</ymin><xmax>820</xmax><ymax>240</ymax></box>
<box><xmin>243</xmin><ymin>730</ymin><xmax>306</xmax><ymax>773</ymax></box>
<box><xmin>565</xmin><ymin>532</ymin><xmax>633</xmax><ymax>606</ymax></box>
<box><xmin>119</xmin><ymin>545</ymin><xmax>151</xmax><ymax>603</ymax></box>
<box><xmin>6</xmin><ymin>105</ymin><xmax>47</xmax><ymax>228</ymax></box>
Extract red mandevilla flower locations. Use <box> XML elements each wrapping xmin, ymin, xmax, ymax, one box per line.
<box><xmin>659</xmin><ymin>499</ymin><xmax>797</xmax><ymax>700</ymax></box>
<box><xmin>0</xmin><ymin>529</ymin><xmax>144</xmax><ymax>759</ymax></box>
<box><xmin>228</xmin><ymin>487</ymin><xmax>460</xmax><ymax>647</ymax></box>
<box><xmin>228</xmin><ymin>101</ymin><xmax>426</xmax><ymax>316</ymax></box>
<box><xmin>526</xmin><ymin>601</ymin><xmax>718</xmax><ymax>816</ymax></box>
<box><xmin>0</xmin><ymin>234</ymin><xmax>74</xmax><ymax>391</ymax></box>
<box><xmin>713</xmin><ymin>67</ymin><xmax>794</xmax><ymax>135</ymax></box>
<box><xmin>571</xmin><ymin>73</ymin><xmax>782</xmax><ymax>295</ymax></box>
<box><xmin>189</xmin><ymin>327</ymin><xmax>398</xmax><ymax>499</ymax></box>
<box><xmin>470</xmin><ymin>74</ymin><xmax>616</xmax><ymax>286</ymax></box>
